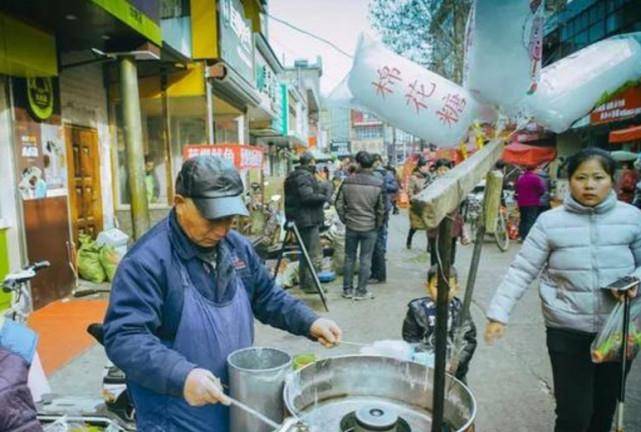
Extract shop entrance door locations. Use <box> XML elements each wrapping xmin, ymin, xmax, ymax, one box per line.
<box><xmin>65</xmin><ymin>125</ymin><xmax>103</xmax><ymax>244</ymax></box>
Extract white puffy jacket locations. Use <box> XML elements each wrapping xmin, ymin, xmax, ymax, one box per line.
<box><xmin>487</xmin><ymin>192</ymin><xmax>641</xmax><ymax>333</ymax></box>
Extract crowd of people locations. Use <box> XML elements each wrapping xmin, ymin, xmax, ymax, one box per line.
<box><xmin>283</xmin><ymin>147</ymin><xmax>641</xmax><ymax>432</ymax></box>
<box><xmin>4</xmin><ymin>145</ymin><xmax>640</xmax><ymax>432</ymax></box>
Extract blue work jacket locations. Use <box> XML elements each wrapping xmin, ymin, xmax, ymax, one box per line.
<box><xmin>102</xmin><ymin>210</ymin><xmax>318</xmax><ymax>398</ymax></box>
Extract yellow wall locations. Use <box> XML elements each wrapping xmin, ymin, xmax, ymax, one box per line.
<box><xmin>242</xmin><ymin>0</ymin><xmax>263</xmax><ymax>33</ymax></box>
<box><xmin>111</xmin><ymin>63</ymin><xmax>206</xmax><ymax>100</ymax></box>
<box><xmin>0</xmin><ymin>13</ymin><xmax>57</xmax><ymax>77</ymax></box>
<box><xmin>191</xmin><ymin>0</ymin><xmax>219</xmax><ymax>59</ymax></box>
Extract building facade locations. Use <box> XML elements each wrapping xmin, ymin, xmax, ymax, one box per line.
<box><xmin>543</xmin><ymin>0</ymin><xmax>641</xmax><ymax>160</ymax></box>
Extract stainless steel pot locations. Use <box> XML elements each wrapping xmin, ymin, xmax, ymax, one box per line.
<box><xmin>283</xmin><ymin>355</ymin><xmax>476</xmax><ymax>432</ymax></box>
<box><xmin>228</xmin><ymin>347</ymin><xmax>292</xmax><ymax>432</ymax></box>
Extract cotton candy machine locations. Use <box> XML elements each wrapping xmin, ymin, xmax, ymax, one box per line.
<box><xmin>282</xmin><ymin>355</ymin><xmax>476</xmax><ymax>432</ymax></box>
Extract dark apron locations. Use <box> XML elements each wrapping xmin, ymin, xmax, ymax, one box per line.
<box><xmin>129</xmin><ymin>252</ymin><xmax>254</xmax><ymax>431</ymax></box>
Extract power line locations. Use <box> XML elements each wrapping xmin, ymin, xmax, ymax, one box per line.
<box><xmin>265</xmin><ymin>12</ymin><xmax>354</xmax><ymax>59</ymax></box>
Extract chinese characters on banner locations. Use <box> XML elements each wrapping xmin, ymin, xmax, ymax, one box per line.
<box><xmin>371</xmin><ymin>65</ymin><xmax>466</xmax><ymax>127</ymax></box>
<box><xmin>348</xmin><ymin>34</ymin><xmax>480</xmax><ymax>147</ymax></box>
<box><xmin>183</xmin><ymin>144</ymin><xmax>264</xmax><ymax>169</ymax></box>
<box><xmin>372</xmin><ymin>66</ymin><xmax>402</xmax><ymax>97</ymax></box>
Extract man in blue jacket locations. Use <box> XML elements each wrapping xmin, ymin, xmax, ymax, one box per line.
<box><xmin>103</xmin><ymin>156</ymin><xmax>342</xmax><ymax>432</ymax></box>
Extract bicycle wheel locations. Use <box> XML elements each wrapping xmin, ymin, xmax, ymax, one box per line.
<box><xmin>495</xmin><ymin>212</ymin><xmax>510</xmax><ymax>252</ymax></box>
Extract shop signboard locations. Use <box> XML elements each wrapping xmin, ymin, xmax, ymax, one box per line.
<box><xmin>220</xmin><ymin>0</ymin><xmax>254</xmax><ymax>85</ymax></box>
<box><xmin>183</xmin><ymin>144</ymin><xmax>264</xmax><ymax>169</ymax></box>
<box><xmin>590</xmin><ymin>85</ymin><xmax>641</xmax><ymax>125</ymax></box>
<box><xmin>330</xmin><ymin>141</ymin><xmax>351</xmax><ymax>157</ymax></box>
<box><xmin>255</xmin><ymin>48</ymin><xmax>279</xmax><ymax>115</ymax></box>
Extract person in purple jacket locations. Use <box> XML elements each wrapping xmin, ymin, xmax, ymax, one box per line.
<box><xmin>515</xmin><ymin>166</ymin><xmax>546</xmax><ymax>240</ymax></box>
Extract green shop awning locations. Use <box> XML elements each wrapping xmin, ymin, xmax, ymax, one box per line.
<box><xmin>0</xmin><ymin>13</ymin><xmax>57</xmax><ymax>77</ymax></box>
<box><xmin>0</xmin><ymin>0</ymin><xmax>161</xmax><ymax>58</ymax></box>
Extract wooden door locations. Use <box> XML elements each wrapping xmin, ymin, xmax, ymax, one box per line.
<box><xmin>66</xmin><ymin>125</ymin><xmax>103</xmax><ymax>243</ymax></box>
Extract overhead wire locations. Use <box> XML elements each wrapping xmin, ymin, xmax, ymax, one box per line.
<box><xmin>265</xmin><ymin>12</ymin><xmax>354</xmax><ymax>59</ymax></box>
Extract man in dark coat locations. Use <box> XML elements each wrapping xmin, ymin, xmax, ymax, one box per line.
<box><xmin>335</xmin><ymin>151</ymin><xmax>386</xmax><ymax>300</ymax></box>
<box><xmin>284</xmin><ymin>152</ymin><xmax>329</xmax><ymax>293</ymax></box>
<box><xmin>371</xmin><ymin>154</ymin><xmax>399</xmax><ymax>283</ymax></box>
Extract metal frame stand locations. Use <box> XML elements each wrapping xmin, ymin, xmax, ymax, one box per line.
<box><xmin>271</xmin><ymin>221</ymin><xmax>329</xmax><ymax>312</ymax></box>
<box><xmin>615</xmin><ymin>281</ymin><xmax>638</xmax><ymax>432</ymax></box>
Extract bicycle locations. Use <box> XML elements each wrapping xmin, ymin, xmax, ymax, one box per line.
<box><xmin>2</xmin><ymin>261</ymin><xmax>131</xmax><ymax>431</ymax></box>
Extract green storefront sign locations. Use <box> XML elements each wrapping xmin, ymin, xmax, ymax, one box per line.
<box><xmin>0</xmin><ymin>230</ymin><xmax>11</xmax><ymax>312</ymax></box>
<box><xmin>26</xmin><ymin>77</ymin><xmax>54</xmax><ymax>121</ymax></box>
<box><xmin>280</xmin><ymin>83</ymin><xmax>289</xmax><ymax>135</ymax></box>
<box><xmin>91</xmin><ymin>0</ymin><xmax>162</xmax><ymax>46</ymax></box>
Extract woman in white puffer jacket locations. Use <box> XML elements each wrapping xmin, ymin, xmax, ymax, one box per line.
<box><xmin>485</xmin><ymin>148</ymin><xmax>641</xmax><ymax>432</ymax></box>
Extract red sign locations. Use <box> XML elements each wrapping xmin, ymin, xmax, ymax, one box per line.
<box><xmin>183</xmin><ymin>144</ymin><xmax>264</xmax><ymax>169</ymax></box>
<box><xmin>591</xmin><ymin>85</ymin><xmax>641</xmax><ymax>125</ymax></box>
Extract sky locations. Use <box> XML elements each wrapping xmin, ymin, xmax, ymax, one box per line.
<box><xmin>267</xmin><ymin>0</ymin><xmax>373</xmax><ymax>96</ymax></box>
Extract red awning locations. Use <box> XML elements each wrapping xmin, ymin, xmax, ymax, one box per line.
<box><xmin>609</xmin><ymin>125</ymin><xmax>641</xmax><ymax>143</ymax></box>
<box><xmin>502</xmin><ymin>143</ymin><xmax>557</xmax><ymax>168</ymax></box>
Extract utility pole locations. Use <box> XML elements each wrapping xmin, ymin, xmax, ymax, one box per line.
<box><xmin>120</xmin><ymin>56</ymin><xmax>150</xmax><ymax>239</ymax></box>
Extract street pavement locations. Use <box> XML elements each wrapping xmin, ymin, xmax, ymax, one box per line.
<box><xmin>50</xmin><ymin>210</ymin><xmax>641</xmax><ymax>431</ymax></box>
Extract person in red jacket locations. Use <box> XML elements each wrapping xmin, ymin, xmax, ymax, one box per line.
<box><xmin>515</xmin><ymin>167</ymin><xmax>545</xmax><ymax>240</ymax></box>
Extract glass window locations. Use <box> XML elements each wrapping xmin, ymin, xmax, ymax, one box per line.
<box><xmin>606</xmin><ymin>12</ymin><xmax>623</xmax><ymax>34</ymax></box>
<box><xmin>114</xmin><ymin>90</ymin><xmax>207</xmax><ymax>208</ymax></box>
<box><xmin>161</xmin><ymin>0</ymin><xmax>190</xmax><ymax>18</ymax></box>
<box><xmin>588</xmin><ymin>22</ymin><xmax>605</xmax><ymax>42</ymax></box>
<box><xmin>215</xmin><ymin>115</ymin><xmax>240</xmax><ymax>143</ymax></box>
<box><xmin>573</xmin><ymin>30</ymin><xmax>589</xmax><ymax>48</ymax></box>
<box><xmin>590</xmin><ymin>3</ymin><xmax>605</xmax><ymax>24</ymax></box>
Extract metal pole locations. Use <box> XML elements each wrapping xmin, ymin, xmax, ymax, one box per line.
<box><xmin>206</xmin><ymin>66</ymin><xmax>215</xmax><ymax>143</ymax></box>
<box><xmin>615</xmin><ymin>292</ymin><xmax>632</xmax><ymax>432</ymax></box>
<box><xmin>432</xmin><ymin>216</ymin><xmax>453</xmax><ymax>432</ymax></box>
<box><xmin>161</xmin><ymin>69</ymin><xmax>175</xmax><ymax>202</ymax></box>
<box><xmin>120</xmin><ymin>56</ymin><xmax>150</xmax><ymax>239</ymax></box>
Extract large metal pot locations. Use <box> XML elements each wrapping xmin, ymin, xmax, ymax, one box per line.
<box><xmin>283</xmin><ymin>355</ymin><xmax>476</xmax><ymax>432</ymax></box>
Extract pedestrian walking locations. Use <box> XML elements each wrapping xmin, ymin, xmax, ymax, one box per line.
<box><xmin>515</xmin><ymin>166</ymin><xmax>545</xmax><ymax>240</ymax></box>
<box><xmin>284</xmin><ymin>152</ymin><xmax>331</xmax><ymax>293</ymax></box>
<box><xmin>427</xmin><ymin>159</ymin><xmax>463</xmax><ymax>266</ymax></box>
<box><xmin>538</xmin><ymin>166</ymin><xmax>552</xmax><ymax>212</ymax></box>
<box><xmin>485</xmin><ymin>148</ymin><xmax>641</xmax><ymax>432</ymax></box>
<box><xmin>402</xmin><ymin>265</ymin><xmax>477</xmax><ymax>383</ymax></box>
<box><xmin>103</xmin><ymin>156</ymin><xmax>342</xmax><ymax>431</ymax></box>
<box><xmin>335</xmin><ymin>151</ymin><xmax>385</xmax><ymax>300</ymax></box>
<box><xmin>371</xmin><ymin>154</ymin><xmax>399</xmax><ymax>283</ymax></box>
<box><xmin>615</xmin><ymin>161</ymin><xmax>639</xmax><ymax>204</ymax></box>
<box><xmin>385</xmin><ymin>163</ymin><xmax>401</xmax><ymax>214</ymax></box>
<box><xmin>406</xmin><ymin>157</ymin><xmax>431</xmax><ymax>250</ymax></box>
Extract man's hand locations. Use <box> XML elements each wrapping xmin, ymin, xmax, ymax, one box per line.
<box><xmin>484</xmin><ymin>320</ymin><xmax>506</xmax><ymax>345</ymax></box>
<box><xmin>183</xmin><ymin>368</ymin><xmax>230</xmax><ymax>407</ymax></box>
<box><xmin>310</xmin><ymin>318</ymin><xmax>342</xmax><ymax>348</ymax></box>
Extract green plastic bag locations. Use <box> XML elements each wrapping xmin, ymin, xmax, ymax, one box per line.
<box><xmin>99</xmin><ymin>245</ymin><xmax>121</xmax><ymax>282</ymax></box>
<box><xmin>77</xmin><ymin>234</ymin><xmax>106</xmax><ymax>283</ymax></box>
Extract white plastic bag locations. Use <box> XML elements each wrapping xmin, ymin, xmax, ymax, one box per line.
<box><xmin>464</xmin><ymin>0</ymin><xmax>544</xmax><ymax>109</ymax></box>
<box><xmin>591</xmin><ymin>299</ymin><xmax>641</xmax><ymax>363</ymax></box>
<box><xmin>524</xmin><ymin>35</ymin><xmax>641</xmax><ymax>133</ymax></box>
<box><xmin>346</xmin><ymin>34</ymin><xmax>480</xmax><ymax>148</ymax></box>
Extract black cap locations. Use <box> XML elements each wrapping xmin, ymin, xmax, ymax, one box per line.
<box><xmin>299</xmin><ymin>151</ymin><xmax>315</xmax><ymax>165</ymax></box>
<box><xmin>175</xmin><ymin>156</ymin><xmax>249</xmax><ymax>219</ymax></box>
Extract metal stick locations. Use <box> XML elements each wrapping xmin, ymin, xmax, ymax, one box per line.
<box><xmin>227</xmin><ymin>395</ymin><xmax>281</xmax><ymax>430</ymax></box>
<box><xmin>615</xmin><ymin>292</ymin><xmax>633</xmax><ymax>432</ymax></box>
<box><xmin>432</xmin><ymin>217</ymin><xmax>454</xmax><ymax>432</ymax></box>
<box><xmin>338</xmin><ymin>340</ymin><xmax>369</xmax><ymax>347</ymax></box>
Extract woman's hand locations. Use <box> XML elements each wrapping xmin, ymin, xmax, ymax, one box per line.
<box><xmin>484</xmin><ymin>320</ymin><xmax>506</xmax><ymax>345</ymax></box>
<box><xmin>611</xmin><ymin>286</ymin><xmax>638</xmax><ymax>302</ymax></box>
